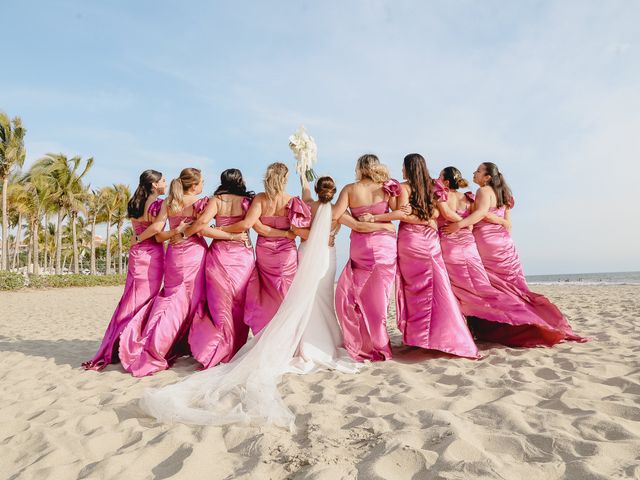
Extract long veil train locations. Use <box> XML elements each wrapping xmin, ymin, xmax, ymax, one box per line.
<box><xmin>141</xmin><ymin>202</ymin><xmax>357</xmax><ymax>431</ymax></box>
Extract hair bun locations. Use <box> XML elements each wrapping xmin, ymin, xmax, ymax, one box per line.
<box><xmin>315</xmin><ymin>176</ymin><xmax>337</xmax><ymax>203</ymax></box>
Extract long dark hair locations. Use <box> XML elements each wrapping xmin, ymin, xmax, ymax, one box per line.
<box><xmin>482</xmin><ymin>162</ymin><xmax>513</xmax><ymax>208</ymax></box>
<box><xmin>214</xmin><ymin>168</ymin><xmax>254</xmax><ymax>198</ymax></box>
<box><xmin>403</xmin><ymin>153</ymin><xmax>434</xmax><ymax>221</ymax></box>
<box><xmin>127</xmin><ymin>169</ymin><xmax>162</xmax><ymax>218</ymax></box>
<box><xmin>441</xmin><ymin>166</ymin><xmax>469</xmax><ymax>190</ymax></box>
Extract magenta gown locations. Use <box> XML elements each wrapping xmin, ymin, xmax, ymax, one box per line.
<box><xmin>188</xmin><ymin>197</ymin><xmax>254</xmax><ymax>368</ymax></box>
<box><xmin>436</xmin><ymin>183</ymin><xmax>573</xmax><ymax>347</ymax></box>
<box><xmin>396</xmin><ymin>217</ymin><xmax>479</xmax><ymax>359</ymax></box>
<box><xmin>119</xmin><ymin>197</ymin><xmax>212</xmax><ymax>377</ymax></box>
<box><xmin>472</xmin><ymin>202</ymin><xmax>586</xmax><ymax>344</ymax></box>
<box><xmin>243</xmin><ymin>196</ymin><xmax>311</xmax><ymax>334</ymax></box>
<box><xmin>335</xmin><ymin>180</ymin><xmax>401</xmax><ymax>362</ymax></box>
<box><xmin>82</xmin><ymin>199</ymin><xmax>165</xmax><ymax>371</ymax></box>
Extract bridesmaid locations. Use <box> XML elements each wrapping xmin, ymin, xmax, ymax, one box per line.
<box><xmin>443</xmin><ymin>162</ymin><xmax>585</xmax><ymax>343</ymax></box>
<box><xmin>332</xmin><ymin>154</ymin><xmax>402</xmax><ymax>362</ymax></box>
<box><xmin>119</xmin><ymin>168</ymin><xmax>241</xmax><ymax>376</ymax></box>
<box><xmin>220</xmin><ymin>162</ymin><xmax>311</xmax><ymax>334</ymax></box>
<box><xmin>360</xmin><ymin>155</ymin><xmax>479</xmax><ymax>358</ymax></box>
<box><xmin>177</xmin><ymin>168</ymin><xmax>253</xmax><ymax>368</ymax></box>
<box><xmin>82</xmin><ymin>170</ymin><xmax>166</xmax><ymax>370</ymax></box>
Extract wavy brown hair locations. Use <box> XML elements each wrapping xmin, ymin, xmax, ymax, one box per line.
<box><xmin>127</xmin><ymin>169</ymin><xmax>162</xmax><ymax>218</ymax></box>
<box><xmin>482</xmin><ymin>162</ymin><xmax>513</xmax><ymax>208</ymax></box>
<box><xmin>404</xmin><ymin>153</ymin><xmax>434</xmax><ymax>221</ymax></box>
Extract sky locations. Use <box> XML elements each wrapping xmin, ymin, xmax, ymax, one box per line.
<box><xmin>2</xmin><ymin>0</ymin><xmax>639</xmax><ymax>275</ymax></box>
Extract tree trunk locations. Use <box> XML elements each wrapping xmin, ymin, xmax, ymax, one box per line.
<box><xmin>105</xmin><ymin>214</ymin><xmax>112</xmax><ymax>275</ymax></box>
<box><xmin>72</xmin><ymin>212</ymin><xmax>79</xmax><ymax>274</ymax></box>
<box><xmin>1</xmin><ymin>177</ymin><xmax>8</xmax><ymax>270</ymax></box>
<box><xmin>55</xmin><ymin>209</ymin><xmax>63</xmax><ymax>274</ymax></box>
<box><xmin>43</xmin><ymin>213</ymin><xmax>49</xmax><ymax>274</ymax></box>
<box><xmin>32</xmin><ymin>220</ymin><xmax>40</xmax><ymax>275</ymax></box>
<box><xmin>11</xmin><ymin>213</ymin><xmax>23</xmax><ymax>270</ymax></box>
<box><xmin>117</xmin><ymin>221</ymin><xmax>123</xmax><ymax>274</ymax></box>
<box><xmin>26</xmin><ymin>235</ymin><xmax>32</xmax><ymax>274</ymax></box>
<box><xmin>90</xmin><ymin>216</ymin><xmax>97</xmax><ymax>275</ymax></box>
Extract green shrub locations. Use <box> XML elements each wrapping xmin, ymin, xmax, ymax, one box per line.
<box><xmin>0</xmin><ymin>272</ymin><xmax>26</xmax><ymax>290</ymax></box>
<box><xmin>27</xmin><ymin>274</ymin><xmax>127</xmax><ymax>288</ymax></box>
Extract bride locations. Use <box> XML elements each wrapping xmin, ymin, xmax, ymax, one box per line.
<box><xmin>141</xmin><ymin>174</ymin><xmax>384</xmax><ymax>431</ymax></box>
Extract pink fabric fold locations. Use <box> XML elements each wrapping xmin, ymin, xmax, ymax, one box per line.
<box><xmin>472</xmin><ymin>206</ymin><xmax>586</xmax><ymax>344</ymax></box>
<box><xmin>287</xmin><ymin>196</ymin><xmax>312</xmax><ymax>228</ymax></box>
<box><xmin>396</xmin><ymin>222</ymin><xmax>479</xmax><ymax>358</ymax></box>
<box><xmin>382</xmin><ymin>179</ymin><xmax>401</xmax><ymax>197</ymax></box>
<box><xmin>433</xmin><ymin>179</ymin><xmax>449</xmax><ymax>202</ymax></box>
<box><xmin>335</xmin><ymin>201</ymin><xmax>395</xmax><ymax>361</ymax></box>
<box><xmin>82</xmin><ymin>201</ymin><xmax>165</xmax><ymax>371</ymax></box>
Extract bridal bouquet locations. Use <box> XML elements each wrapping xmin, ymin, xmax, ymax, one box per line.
<box><xmin>289</xmin><ymin>125</ymin><xmax>318</xmax><ymax>182</ymax></box>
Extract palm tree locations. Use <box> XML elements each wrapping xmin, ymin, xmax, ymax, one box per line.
<box><xmin>112</xmin><ymin>183</ymin><xmax>130</xmax><ymax>275</ymax></box>
<box><xmin>32</xmin><ymin>154</ymin><xmax>93</xmax><ymax>274</ymax></box>
<box><xmin>6</xmin><ymin>176</ymin><xmax>29</xmax><ymax>270</ymax></box>
<box><xmin>23</xmin><ymin>166</ymin><xmax>54</xmax><ymax>275</ymax></box>
<box><xmin>86</xmin><ymin>188</ymin><xmax>107</xmax><ymax>275</ymax></box>
<box><xmin>101</xmin><ymin>186</ymin><xmax>118</xmax><ymax>275</ymax></box>
<box><xmin>0</xmin><ymin>112</ymin><xmax>27</xmax><ymax>270</ymax></box>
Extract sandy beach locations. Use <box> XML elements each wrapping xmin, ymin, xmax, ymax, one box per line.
<box><xmin>1</xmin><ymin>285</ymin><xmax>639</xmax><ymax>479</ymax></box>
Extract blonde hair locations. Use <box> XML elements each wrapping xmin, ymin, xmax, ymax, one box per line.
<box><xmin>356</xmin><ymin>154</ymin><xmax>389</xmax><ymax>183</ymax></box>
<box><xmin>263</xmin><ymin>162</ymin><xmax>288</xmax><ymax>200</ymax></box>
<box><xmin>166</xmin><ymin>168</ymin><xmax>202</xmax><ymax>215</ymax></box>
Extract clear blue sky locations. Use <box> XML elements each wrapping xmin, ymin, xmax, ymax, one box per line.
<box><xmin>3</xmin><ymin>1</ymin><xmax>638</xmax><ymax>274</ymax></box>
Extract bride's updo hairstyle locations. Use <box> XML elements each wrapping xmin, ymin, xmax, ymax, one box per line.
<box><xmin>214</xmin><ymin>168</ymin><xmax>255</xmax><ymax>198</ymax></box>
<box><xmin>127</xmin><ymin>169</ymin><xmax>162</xmax><ymax>219</ymax></box>
<box><xmin>441</xmin><ymin>166</ymin><xmax>469</xmax><ymax>190</ymax></box>
<box><xmin>167</xmin><ymin>167</ymin><xmax>202</xmax><ymax>215</ymax></box>
<box><xmin>482</xmin><ymin>162</ymin><xmax>513</xmax><ymax>209</ymax></box>
<box><xmin>264</xmin><ymin>162</ymin><xmax>288</xmax><ymax>200</ymax></box>
<box><xmin>356</xmin><ymin>154</ymin><xmax>390</xmax><ymax>183</ymax></box>
<box><xmin>315</xmin><ymin>176</ymin><xmax>337</xmax><ymax>204</ymax></box>
<box><xmin>404</xmin><ymin>153</ymin><xmax>434</xmax><ymax>221</ymax></box>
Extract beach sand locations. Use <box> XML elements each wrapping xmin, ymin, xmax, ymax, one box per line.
<box><xmin>1</xmin><ymin>285</ymin><xmax>639</xmax><ymax>479</ymax></box>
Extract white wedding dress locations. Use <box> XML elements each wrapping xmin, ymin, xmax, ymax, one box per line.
<box><xmin>141</xmin><ymin>202</ymin><xmax>360</xmax><ymax>431</ymax></box>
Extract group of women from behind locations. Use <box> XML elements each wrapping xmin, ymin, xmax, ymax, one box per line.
<box><xmin>83</xmin><ymin>153</ymin><xmax>585</xmax><ymax>377</ymax></box>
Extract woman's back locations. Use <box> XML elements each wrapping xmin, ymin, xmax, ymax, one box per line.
<box><xmin>258</xmin><ymin>192</ymin><xmax>293</xmax><ymax>217</ymax></box>
<box><xmin>215</xmin><ymin>194</ymin><xmax>249</xmax><ymax>218</ymax></box>
<box><xmin>348</xmin><ymin>181</ymin><xmax>387</xmax><ymax>208</ymax></box>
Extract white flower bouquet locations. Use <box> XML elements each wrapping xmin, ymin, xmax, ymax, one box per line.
<box><xmin>289</xmin><ymin>125</ymin><xmax>318</xmax><ymax>182</ymax></box>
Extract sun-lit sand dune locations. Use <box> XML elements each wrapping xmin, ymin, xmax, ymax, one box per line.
<box><xmin>1</xmin><ymin>285</ymin><xmax>639</xmax><ymax>479</ymax></box>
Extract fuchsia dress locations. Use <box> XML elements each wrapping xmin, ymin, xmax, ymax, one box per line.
<box><xmin>436</xmin><ymin>183</ymin><xmax>573</xmax><ymax>346</ymax></box>
<box><xmin>396</xmin><ymin>188</ymin><xmax>479</xmax><ymax>358</ymax></box>
<box><xmin>188</xmin><ymin>196</ymin><xmax>255</xmax><ymax>368</ymax></box>
<box><xmin>243</xmin><ymin>196</ymin><xmax>311</xmax><ymax>334</ymax></box>
<box><xmin>119</xmin><ymin>197</ymin><xmax>212</xmax><ymax>376</ymax></box>
<box><xmin>83</xmin><ymin>199</ymin><xmax>165</xmax><ymax>371</ymax></box>
<box><xmin>335</xmin><ymin>180</ymin><xmax>400</xmax><ymax>362</ymax></box>
<box><xmin>472</xmin><ymin>200</ymin><xmax>586</xmax><ymax>344</ymax></box>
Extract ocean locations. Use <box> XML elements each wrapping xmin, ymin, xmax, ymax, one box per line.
<box><xmin>526</xmin><ymin>271</ymin><xmax>640</xmax><ymax>286</ymax></box>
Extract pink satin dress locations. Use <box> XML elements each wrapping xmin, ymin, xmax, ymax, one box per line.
<box><xmin>335</xmin><ymin>180</ymin><xmax>400</xmax><ymax>362</ymax></box>
<box><xmin>119</xmin><ymin>197</ymin><xmax>212</xmax><ymax>376</ymax></box>
<box><xmin>472</xmin><ymin>202</ymin><xmax>586</xmax><ymax>344</ymax></box>
<box><xmin>82</xmin><ymin>199</ymin><xmax>165</xmax><ymax>371</ymax></box>
<box><xmin>243</xmin><ymin>196</ymin><xmax>311</xmax><ymax>334</ymax></box>
<box><xmin>396</xmin><ymin>214</ymin><xmax>479</xmax><ymax>359</ymax></box>
<box><xmin>436</xmin><ymin>184</ymin><xmax>572</xmax><ymax>346</ymax></box>
<box><xmin>188</xmin><ymin>197</ymin><xmax>254</xmax><ymax>368</ymax></box>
